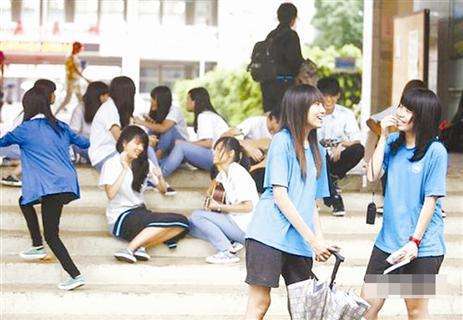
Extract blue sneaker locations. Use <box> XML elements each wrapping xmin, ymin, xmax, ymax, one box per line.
<box><xmin>20</xmin><ymin>246</ymin><xmax>47</xmax><ymax>260</ymax></box>
<box><xmin>58</xmin><ymin>275</ymin><xmax>85</xmax><ymax>291</ymax></box>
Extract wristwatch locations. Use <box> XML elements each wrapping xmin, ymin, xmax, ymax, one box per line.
<box><xmin>409</xmin><ymin>236</ymin><xmax>421</xmax><ymax>247</ymax></box>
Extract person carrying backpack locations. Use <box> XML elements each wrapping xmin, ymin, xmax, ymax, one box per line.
<box><xmin>248</xmin><ymin>3</ymin><xmax>304</xmax><ymax>113</ymax></box>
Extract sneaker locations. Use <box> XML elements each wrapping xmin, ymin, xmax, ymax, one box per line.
<box><xmin>146</xmin><ymin>180</ymin><xmax>156</xmax><ymax>190</ymax></box>
<box><xmin>1</xmin><ymin>175</ymin><xmax>22</xmax><ymax>187</ymax></box>
<box><xmin>133</xmin><ymin>247</ymin><xmax>150</xmax><ymax>261</ymax></box>
<box><xmin>180</xmin><ymin>163</ymin><xmax>198</xmax><ymax>171</ymax></box>
<box><xmin>164</xmin><ymin>186</ymin><xmax>177</xmax><ymax>196</ymax></box>
<box><xmin>229</xmin><ymin>242</ymin><xmax>244</xmax><ymax>254</ymax></box>
<box><xmin>206</xmin><ymin>251</ymin><xmax>240</xmax><ymax>264</ymax></box>
<box><xmin>114</xmin><ymin>248</ymin><xmax>137</xmax><ymax>263</ymax></box>
<box><xmin>331</xmin><ymin>195</ymin><xmax>346</xmax><ymax>217</ymax></box>
<box><xmin>20</xmin><ymin>246</ymin><xmax>47</xmax><ymax>260</ymax></box>
<box><xmin>58</xmin><ymin>275</ymin><xmax>85</xmax><ymax>291</ymax></box>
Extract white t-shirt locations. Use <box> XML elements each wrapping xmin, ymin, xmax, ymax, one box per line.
<box><xmin>89</xmin><ymin>98</ymin><xmax>120</xmax><ymax>165</ymax></box>
<box><xmin>215</xmin><ymin>162</ymin><xmax>259</xmax><ymax>232</ymax></box>
<box><xmin>196</xmin><ymin>111</ymin><xmax>229</xmax><ymax>145</ymax></box>
<box><xmin>166</xmin><ymin>105</ymin><xmax>189</xmax><ymax>140</ymax></box>
<box><xmin>318</xmin><ymin>104</ymin><xmax>361</xmax><ymax>143</ymax></box>
<box><xmin>99</xmin><ymin>153</ymin><xmax>158</xmax><ymax>228</ymax></box>
<box><xmin>69</xmin><ymin>104</ymin><xmax>92</xmax><ymax>138</ymax></box>
<box><xmin>237</xmin><ymin>116</ymin><xmax>272</xmax><ymax>140</ymax></box>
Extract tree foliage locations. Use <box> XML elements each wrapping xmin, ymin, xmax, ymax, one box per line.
<box><xmin>311</xmin><ymin>0</ymin><xmax>364</xmax><ymax>49</ymax></box>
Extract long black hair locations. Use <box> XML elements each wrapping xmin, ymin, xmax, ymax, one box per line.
<box><xmin>390</xmin><ymin>88</ymin><xmax>442</xmax><ymax>161</ymax></box>
<box><xmin>110</xmin><ymin>76</ymin><xmax>135</xmax><ymax>128</ymax></box>
<box><xmin>33</xmin><ymin>79</ymin><xmax>56</xmax><ymax>104</ymax></box>
<box><xmin>211</xmin><ymin>136</ymin><xmax>250</xmax><ymax>179</ymax></box>
<box><xmin>83</xmin><ymin>81</ymin><xmax>109</xmax><ymax>124</ymax></box>
<box><xmin>280</xmin><ymin>84</ymin><xmax>325</xmax><ymax>178</ymax></box>
<box><xmin>188</xmin><ymin>87</ymin><xmax>225</xmax><ymax>133</ymax></box>
<box><xmin>149</xmin><ymin>86</ymin><xmax>172</xmax><ymax>123</ymax></box>
<box><xmin>22</xmin><ymin>87</ymin><xmax>61</xmax><ymax>133</ymax></box>
<box><xmin>115</xmin><ymin>126</ymin><xmax>150</xmax><ymax>192</ymax></box>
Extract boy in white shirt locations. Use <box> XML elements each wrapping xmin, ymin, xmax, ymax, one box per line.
<box><xmin>317</xmin><ymin>77</ymin><xmax>365</xmax><ymax>216</ymax></box>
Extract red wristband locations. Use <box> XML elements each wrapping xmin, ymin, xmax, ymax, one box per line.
<box><xmin>409</xmin><ymin>236</ymin><xmax>421</xmax><ymax>247</ymax></box>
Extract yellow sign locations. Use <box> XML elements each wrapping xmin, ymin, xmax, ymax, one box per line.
<box><xmin>0</xmin><ymin>41</ymin><xmax>72</xmax><ymax>53</ymax></box>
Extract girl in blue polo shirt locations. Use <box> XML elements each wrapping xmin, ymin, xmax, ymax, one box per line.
<box><xmin>0</xmin><ymin>86</ymin><xmax>89</xmax><ymax>291</ymax></box>
<box><xmin>362</xmin><ymin>88</ymin><xmax>447</xmax><ymax>319</ymax></box>
<box><xmin>244</xmin><ymin>85</ymin><xmax>337</xmax><ymax>319</ymax></box>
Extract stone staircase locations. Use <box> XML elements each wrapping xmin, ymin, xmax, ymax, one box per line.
<box><xmin>1</xmin><ymin>161</ymin><xmax>462</xmax><ymax>319</ymax></box>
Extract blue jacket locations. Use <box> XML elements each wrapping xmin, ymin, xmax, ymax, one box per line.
<box><xmin>0</xmin><ymin>117</ymin><xmax>89</xmax><ymax>205</ymax></box>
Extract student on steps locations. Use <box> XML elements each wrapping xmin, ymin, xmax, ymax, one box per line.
<box><xmin>99</xmin><ymin>125</ymin><xmax>189</xmax><ymax>263</ymax></box>
<box><xmin>0</xmin><ymin>85</ymin><xmax>89</xmax><ymax>291</ymax></box>
<box><xmin>189</xmin><ymin>136</ymin><xmax>259</xmax><ymax>264</ymax></box>
<box><xmin>161</xmin><ymin>87</ymin><xmax>229</xmax><ymax>177</ymax></box>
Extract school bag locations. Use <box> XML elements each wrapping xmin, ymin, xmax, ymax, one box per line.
<box><xmin>247</xmin><ymin>29</ymin><xmax>290</xmax><ymax>82</ymax></box>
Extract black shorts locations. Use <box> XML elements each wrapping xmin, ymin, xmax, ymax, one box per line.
<box><xmin>364</xmin><ymin>246</ymin><xmax>444</xmax><ymax>281</ymax></box>
<box><xmin>245</xmin><ymin>238</ymin><xmax>314</xmax><ymax>288</ymax></box>
<box><xmin>113</xmin><ymin>205</ymin><xmax>189</xmax><ymax>242</ymax></box>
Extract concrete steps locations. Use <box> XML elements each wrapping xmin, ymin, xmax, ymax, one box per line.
<box><xmin>2</xmin><ymin>229</ymin><xmax>462</xmax><ymax>260</ymax></box>
<box><xmin>2</xmin><ymin>283</ymin><xmax>462</xmax><ymax>317</ymax></box>
<box><xmin>2</xmin><ymin>165</ymin><xmax>462</xmax><ymax>319</ymax></box>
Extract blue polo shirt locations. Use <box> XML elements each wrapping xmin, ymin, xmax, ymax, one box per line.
<box><xmin>246</xmin><ymin>129</ymin><xmax>330</xmax><ymax>257</ymax></box>
<box><xmin>0</xmin><ymin>117</ymin><xmax>89</xmax><ymax>205</ymax></box>
<box><xmin>376</xmin><ymin>132</ymin><xmax>447</xmax><ymax>257</ymax></box>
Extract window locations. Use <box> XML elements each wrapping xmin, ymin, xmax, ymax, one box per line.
<box><xmin>162</xmin><ymin>0</ymin><xmax>185</xmax><ymax>25</ymax></box>
<box><xmin>74</xmin><ymin>0</ymin><xmax>98</xmax><ymax>29</ymax></box>
<box><xmin>161</xmin><ymin>65</ymin><xmax>185</xmax><ymax>88</ymax></box>
<box><xmin>47</xmin><ymin>0</ymin><xmax>65</xmax><ymax>26</ymax></box>
<box><xmin>140</xmin><ymin>66</ymin><xmax>160</xmax><ymax>93</ymax></box>
<box><xmin>22</xmin><ymin>0</ymin><xmax>40</xmax><ymax>29</ymax></box>
<box><xmin>100</xmin><ymin>0</ymin><xmax>126</xmax><ymax>30</ymax></box>
<box><xmin>138</xmin><ymin>0</ymin><xmax>161</xmax><ymax>26</ymax></box>
<box><xmin>194</xmin><ymin>0</ymin><xmax>215</xmax><ymax>26</ymax></box>
<box><xmin>0</xmin><ymin>0</ymin><xmax>12</xmax><ymax>24</ymax></box>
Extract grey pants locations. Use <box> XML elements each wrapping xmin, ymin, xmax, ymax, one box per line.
<box><xmin>188</xmin><ymin>210</ymin><xmax>245</xmax><ymax>252</ymax></box>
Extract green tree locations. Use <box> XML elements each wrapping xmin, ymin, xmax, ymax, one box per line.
<box><xmin>312</xmin><ymin>0</ymin><xmax>363</xmax><ymax>49</ymax></box>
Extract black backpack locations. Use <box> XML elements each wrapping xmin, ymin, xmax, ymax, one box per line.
<box><xmin>247</xmin><ymin>31</ymin><xmax>282</xmax><ymax>82</ymax></box>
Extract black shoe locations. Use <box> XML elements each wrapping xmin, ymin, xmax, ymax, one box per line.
<box><xmin>331</xmin><ymin>195</ymin><xmax>346</xmax><ymax>217</ymax></box>
<box><xmin>1</xmin><ymin>175</ymin><xmax>22</xmax><ymax>187</ymax></box>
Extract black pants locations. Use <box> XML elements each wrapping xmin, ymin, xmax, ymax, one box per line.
<box><xmin>19</xmin><ymin>193</ymin><xmax>80</xmax><ymax>278</ymax></box>
<box><xmin>325</xmin><ymin>143</ymin><xmax>365</xmax><ymax>199</ymax></box>
<box><xmin>260</xmin><ymin>79</ymin><xmax>293</xmax><ymax>113</ymax></box>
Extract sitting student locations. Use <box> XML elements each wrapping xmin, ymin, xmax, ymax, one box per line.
<box><xmin>70</xmin><ymin>81</ymin><xmax>109</xmax><ymax>163</ymax></box>
<box><xmin>317</xmin><ymin>77</ymin><xmax>364</xmax><ymax>216</ymax></box>
<box><xmin>134</xmin><ymin>86</ymin><xmax>189</xmax><ymax>161</ymax></box>
<box><xmin>0</xmin><ymin>85</ymin><xmax>89</xmax><ymax>290</ymax></box>
<box><xmin>189</xmin><ymin>136</ymin><xmax>259</xmax><ymax>264</ymax></box>
<box><xmin>99</xmin><ymin>125</ymin><xmax>189</xmax><ymax>263</ymax></box>
<box><xmin>161</xmin><ymin>87</ymin><xmax>229</xmax><ymax>177</ymax></box>
<box><xmin>222</xmin><ymin>110</ymin><xmax>281</xmax><ymax>193</ymax></box>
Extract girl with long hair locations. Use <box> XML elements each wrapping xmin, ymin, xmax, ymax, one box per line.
<box><xmin>70</xmin><ymin>81</ymin><xmax>109</xmax><ymax>163</ymax></box>
<box><xmin>189</xmin><ymin>136</ymin><xmax>259</xmax><ymax>264</ymax></box>
<box><xmin>362</xmin><ymin>88</ymin><xmax>447</xmax><ymax>319</ymax></box>
<box><xmin>0</xmin><ymin>86</ymin><xmax>89</xmax><ymax>290</ymax></box>
<box><xmin>160</xmin><ymin>87</ymin><xmax>229</xmax><ymax>177</ymax></box>
<box><xmin>244</xmin><ymin>84</ymin><xmax>336</xmax><ymax>319</ymax></box>
<box><xmin>134</xmin><ymin>85</ymin><xmax>189</xmax><ymax>160</ymax></box>
<box><xmin>99</xmin><ymin>125</ymin><xmax>189</xmax><ymax>263</ymax></box>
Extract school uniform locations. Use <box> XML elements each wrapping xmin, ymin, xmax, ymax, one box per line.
<box><xmin>89</xmin><ymin>98</ymin><xmax>120</xmax><ymax>170</ymax></box>
<box><xmin>161</xmin><ymin>111</ymin><xmax>229</xmax><ymax>177</ymax></box>
<box><xmin>154</xmin><ymin>105</ymin><xmax>189</xmax><ymax>157</ymax></box>
<box><xmin>189</xmin><ymin>162</ymin><xmax>259</xmax><ymax>252</ymax></box>
<box><xmin>0</xmin><ymin>115</ymin><xmax>89</xmax><ymax>278</ymax></box>
<box><xmin>69</xmin><ymin>104</ymin><xmax>91</xmax><ymax>162</ymax></box>
<box><xmin>245</xmin><ymin>129</ymin><xmax>329</xmax><ymax>287</ymax></box>
<box><xmin>237</xmin><ymin>116</ymin><xmax>272</xmax><ymax>140</ymax></box>
<box><xmin>99</xmin><ymin>153</ymin><xmax>189</xmax><ymax>242</ymax></box>
<box><xmin>365</xmin><ymin>132</ymin><xmax>447</xmax><ymax>277</ymax></box>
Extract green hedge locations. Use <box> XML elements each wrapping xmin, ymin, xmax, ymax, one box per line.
<box><xmin>174</xmin><ymin>44</ymin><xmax>363</xmax><ymax>126</ymax></box>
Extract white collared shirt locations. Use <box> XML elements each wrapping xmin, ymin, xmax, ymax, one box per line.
<box><xmin>318</xmin><ymin>104</ymin><xmax>361</xmax><ymax>143</ymax></box>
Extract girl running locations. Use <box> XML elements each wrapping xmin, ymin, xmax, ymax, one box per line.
<box><xmin>0</xmin><ymin>85</ymin><xmax>89</xmax><ymax>290</ymax></box>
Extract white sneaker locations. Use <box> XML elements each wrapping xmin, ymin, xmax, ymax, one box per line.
<box><xmin>58</xmin><ymin>275</ymin><xmax>85</xmax><ymax>291</ymax></box>
<box><xmin>229</xmin><ymin>242</ymin><xmax>244</xmax><ymax>254</ymax></box>
<box><xmin>133</xmin><ymin>247</ymin><xmax>150</xmax><ymax>261</ymax></box>
<box><xmin>206</xmin><ymin>251</ymin><xmax>240</xmax><ymax>264</ymax></box>
<box><xmin>114</xmin><ymin>248</ymin><xmax>137</xmax><ymax>263</ymax></box>
<box><xmin>20</xmin><ymin>246</ymin><xmax>47</xmax><ymax>260</ymax></box>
